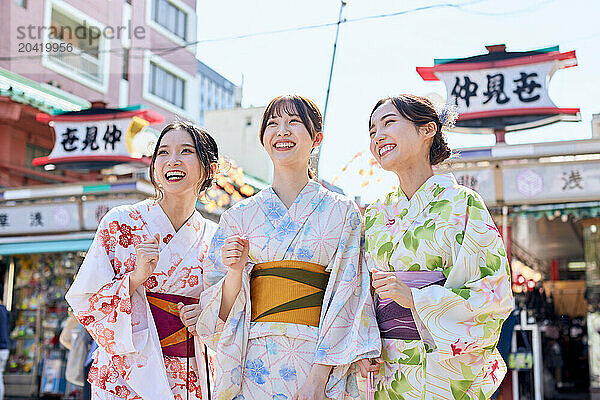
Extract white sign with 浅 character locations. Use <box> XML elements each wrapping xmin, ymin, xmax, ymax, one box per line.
<box><xmin>503</xmin><ymin>162</ymin><xmax>600</xmax><ymax>204</ymax></box>
<box><xmin>48</xmin><ymin>118</ymin><xmax>132</xmax><ymax>159</ymax></box>
<box><xmin>0</xmin><ymin>203</ymin><xmax>80</xmax><ymax>235</ymax></box>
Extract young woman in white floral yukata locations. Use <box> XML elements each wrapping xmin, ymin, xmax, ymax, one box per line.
<box><xmin>362</xmin><ymin>95</ymin><xmax>513</xmax><ymax>400</ymax></box>
<box><xmin>66</xmin><ymin>122</ymin><xmax>219</xmax><ymax>400</ymax></box>
<box><xmin>196</xmin><ymin>95</ymin><xmax>381</xmax><ymax>400</ymax></box>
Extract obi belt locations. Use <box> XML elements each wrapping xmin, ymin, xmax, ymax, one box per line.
<box><xmin>250</xmin><ymin>260</ymin><xmax>330</xmax><ymax>327</ymax></box>
<box><xmin>375</xmin><ymin>271</ymin><xmax>446</xmax><ymax>340</ymax></box>
<box><xmin>146</xmin><ymin>292</ymin><xmax>196</xmax><ymax>358</ymax></box>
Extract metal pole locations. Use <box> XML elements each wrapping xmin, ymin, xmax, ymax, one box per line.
<box><xmin>313</xmin><ymin>0</ymin><xmax>346</xmax><ymax>177</ymax></box>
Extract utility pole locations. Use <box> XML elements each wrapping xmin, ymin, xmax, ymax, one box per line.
<box><xmin>312</xmin><ymin>0</ymin><xmax>346</xmax><ymax>178</ymax></box>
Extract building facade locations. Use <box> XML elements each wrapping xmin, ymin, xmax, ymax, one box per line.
<box><xmin>0</xmin><ymin>0</ymin><xmax>199</xmax><ymax>124</ymax></box>
<box><xmin>204</xmin><ymin>106</ymin><xmax>271</xmax><ymax>183</ymax></box>
<box><xmin>197</xmin><ymin>60</ymin><xmax>238</xmax><ymax>124</ymax></box>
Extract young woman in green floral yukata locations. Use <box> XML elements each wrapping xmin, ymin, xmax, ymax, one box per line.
<box><xmin>361</xmin><ymin>94</ymin><xmax>514</xmax><ymax>400</ymax></box>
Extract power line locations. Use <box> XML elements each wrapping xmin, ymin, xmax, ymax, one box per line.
<box><xmin>0</xmin><ymin>0</ymin><xmax>500</xmax><ymax>62</ymax></box>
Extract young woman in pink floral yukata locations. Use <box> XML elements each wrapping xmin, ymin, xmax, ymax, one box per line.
<box><xmin>362</xmin><ymin>95</ymin><xmax>513</xmax><ymax>400</ymax></box>
<box><xmin>67</xmin><ymin>121</ymin><xmax>219</xmax><ymax>400</ymax></box>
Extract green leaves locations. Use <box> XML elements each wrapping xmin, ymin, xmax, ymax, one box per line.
<box><xmin>450</xmin><ymin>379</ymin><xmax>474</xmax><ymax>400</ymax></box>
<box><xmin>399</xmin><ymin>208</ymin><xmax>408</xmax><ymax>220</ymax></box>
<box><xmin>402</xmin><ymin>231</ymin><xmax>420</xmax><ymax>254</ymax></box>
<box><xmin>414</xmin><ymin>219</ymin><xmax>436</xmax><ymax>241</ymax></box>
<box><xmin>377</xmin><ymin>241</ymin><xmax>395</xmax><ymax>260</ymax></box>
<box><xmin>460</xmin><ymin>363</ymin><xmax>475</xmax><ymax>380</ymax></box>
<box><xmin>452</xmin><ymin>288</ymin><xmax>471</xmax><ymax>300</ymax></box>
<box><xmin>455</xmin><ymin>232</ymin><xmax>464</xmax><ymax>245</ymax></box>
<box><xmin>467</xmin><ymin>194</ymin><xmax>485</xmax><ymax>210</ymax></box>
<box><xmin>432</xmin><ymin>183</ymin><xmax>445</xmax><ymax>197</ymax></box>
<box><xmin>408</xmin><ymin>263</ymin><xmax>421</xmax><ymax>271</ymax></box>
<box><xmin>365</xmin><ymin>215</ymin><xmax>376</xmax><ymax>231</ymax></box>
<box><xmin>429</xmin><ymin>200</ymin><xmax>452</xmax><ymax>221</ymax></box>
<box><xmin>425</xmin><ymin>253</ymin><xmax>443</xmax><ymax>270</ymax></box>
<box><xmin>481</xmin><ymin>250</ymin><xmax>502</xmax><ymax>278</ymax></box>
<box><xmin>400</xmin><ymin>347</ymin><xmax>421</xmax><ymax>365</ymax></box>
<box><xmin>486</xmin><ymin>251</ymin><xmax>502</xmax><ymax>272</ymax></box>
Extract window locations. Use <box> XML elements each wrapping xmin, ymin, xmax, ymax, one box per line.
<box><xmin>44</xmin><ymin>2</ymin><xmax>108</xmax><ymax>91</ymax></box>
<box><xmin>149</xmin><ymin>62</ymin><xmax>185</xmax><ymax>109</ymax></box>
<box><xmin>15</xmin><ymin>0</ymin><xmax>27</xmax><ymax>8</ymax></box>
<box><xmin>151</xmin><ymin>0</ymin><xmax>187</xmax><ymax>40</ymax></box>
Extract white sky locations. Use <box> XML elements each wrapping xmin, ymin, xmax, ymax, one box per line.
<box><xmin>196</xmin><ymin>0</ymin><xmax>600</xmax><ymax>202</ymax></box>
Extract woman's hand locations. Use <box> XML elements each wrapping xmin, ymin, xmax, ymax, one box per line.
<box><xmin>372</xmin><ymin>270</ymin><xmax>415</xmax><ymax>308</ymax></box>
<box><xmin>292</xmin><ymin>364</ymin><xmax>332</xmax><ymax>400</ymax></box>
<box><xmin>130</xmin><ymin>233</ymin><xmax>160</xmax><ymax>295</ymax></box>
<box><xmin>178</xmin><ymin>302</ymin><xmax>202</xmax><ymax>336</ymax></box>
<box><xmin>356</xmin><ymin>357</ymin><xmax>383</xmax><ymax>378</ymax></box>
<box><xmin>219</xmin><ymin>235</ymin><xmax>250</xmax><ymax>321</ymax></box>
<box><xmin>221</xmin><ymin>236</ymin><xmax>249</xmax><ymax>272</ymax></box>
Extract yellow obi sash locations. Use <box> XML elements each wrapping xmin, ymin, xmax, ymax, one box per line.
<box><xmin>250</xmin><ymin>260</ymin><xmax>330</xmax><ymax>327</ymax></box>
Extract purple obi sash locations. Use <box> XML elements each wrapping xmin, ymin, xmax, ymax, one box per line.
<box><xmin>375</xmin><ymin>271</ymin><xmax>446</xmax><ymax>340</ymax></box>
<box><xmin>146</xmin><ymin>292</ymin><xmax>197</xmax><ymax>358</ymax></box>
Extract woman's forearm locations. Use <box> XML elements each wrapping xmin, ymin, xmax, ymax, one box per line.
<box><xmin>308</xmin><ymin>363</ymin><xmax>333</xmax><ymax>386</ymax></box>
<box><xmin>219</xmin><ymin>269</ymin><xmax>243</xmax><ymax>321</ymax></box>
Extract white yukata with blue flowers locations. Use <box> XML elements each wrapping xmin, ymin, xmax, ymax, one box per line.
<box><xmin>197</xmin><ymin>180</ymin><xmax>381</xmax><ymax>400</ymax></box>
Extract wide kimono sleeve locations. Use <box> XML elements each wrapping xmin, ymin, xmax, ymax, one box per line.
<box><xmin>410</xmin><ymin>192</ymin><xmax>514</xmax><ymax>361</ymax></box>
<box><xmin>317</xmin><ymin>203</ymin><xmax>381</xmax><ymax>396</ymax></box>
<box><xmin>196</xmin><ymin>212</ymin><xmax>250</xmax><ymax>399</ymax></box>
<box><xmin>65</xmin><ymin>208</ymin><xmax>147</xmax><ymax>356</ymax></box>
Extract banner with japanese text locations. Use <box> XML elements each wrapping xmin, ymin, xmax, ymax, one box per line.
<box><xmin>436</xmin><ymin>61</ymin><xmax>556</xmax><ymax>115</ymax></box>
<box><xmin>48</xmin><ymin>118</ymin><xmax>131</xmax><ymax>159</ymax></box>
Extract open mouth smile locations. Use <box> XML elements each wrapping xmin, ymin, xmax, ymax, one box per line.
<box><xmin>378</xmin><ymin>144</ymin><xmax>396</xmax><ymax>157</ymax></box>
<box><xmin>165</xmin><ymin>170</ymin><xmax>186</xmax><ymax>182</ymax></box>
<box><xmin>274</xmin><ymin>140</ymin><xmax>296</xmax><ymax>151</ymax></box>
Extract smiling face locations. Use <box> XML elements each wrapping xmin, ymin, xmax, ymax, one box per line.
<box><xmin>152</xmin><ymin>129</ymin><xmax>203</xmax><ymax>198</ymax></box>
<box><xmin>369</xmin><ymin>101</ymin><xmax>434</xmax><ymax>173</ymax></box>
<box><xmin>261</xmin><ymin>101</ymin><xmax>322</xmax><ymax>173</ymax></box>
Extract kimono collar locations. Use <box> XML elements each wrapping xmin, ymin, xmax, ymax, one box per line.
<box><xmin>255</xmin><ymin>180</ymin><xmax>326</xmax><ymax>228</ymax></box>
<box><xmin>138</xmin><ymin>199</ymin><xmax>205</xmax><ymax>252</ymax></box>
<box><xmin>384</xmin><ymin>173</ymin><xmax>457</xmax><ymax>217</ymax></box>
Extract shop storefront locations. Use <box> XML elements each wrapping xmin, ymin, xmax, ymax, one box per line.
<box><xmin>444</xmin><ymin>137</ymin><xmax>600</xmax><ymax>399</ymax></box>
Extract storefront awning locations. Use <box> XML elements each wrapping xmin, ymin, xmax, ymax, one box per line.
<box><xmin>512</xmin><ymin>201</ymin><xmax>600</xmax><ymax>220</ymax></box>
<box><xmin>0</xmin><ymin>234</ymin><xmax>93</xmax><ymax>255</ymax></box>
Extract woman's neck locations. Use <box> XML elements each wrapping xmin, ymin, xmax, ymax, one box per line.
<box><xmin>272</xmin><ymin>166</ymin><xmax>310</xmax><ymax>209</ymax></box>
<box><xmin>394</xmin><ymin>161</ymin><xmax>434</xmax><ymax>200</ymax></box>
<box><xmin>159</xmin><ymin>191</ymin><xmax>197</xmax><ymax>231</ymax></box>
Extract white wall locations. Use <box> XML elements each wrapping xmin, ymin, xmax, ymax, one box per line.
<box><xmin>203</xmin><ymin>106</ymin><xmax>272</xmax><ymax>183</ymax></box>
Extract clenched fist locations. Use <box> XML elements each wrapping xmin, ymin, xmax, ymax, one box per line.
<box><xmin>221</xmin><ymin>235</ymin><xmax>249</xmax><ymax>272</ymax></box>
<box><xmin>130</xmin><ymin>233</ymin><xmax>160</xmax><ymax>294</ymax></box>
<box><xmin>372</xmin><ymin>270</ymin><xmax>414</xmax><ymax>309</ymax></box>
<box><xmin>178</xmin><ymin>302</ymin><xmax>201</xmax><ymax>336</ymax></box>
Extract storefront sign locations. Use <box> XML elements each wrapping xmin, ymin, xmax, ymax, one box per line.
<box><xmin>417</xmin><ymin>45</ymin><xmax>580</xmax><ymax>132</ymax></box>
<box><xmin>33</xmin><ymin>107</ymin><xmax>163</xmax><ymax>169</ymax></box>
<box><xmin>49</xmin><ymin>118</ymin><xmax>133</xmax><ymax>159</ymax></box>
<box><xmin>82</xmin><ymin>198</ymin><xmax>138</xmax><ymax>230</ymax></box>
<box><xmin>453</xmin><ymin>168</ymin><xmax>496</xmax><ymax>203</ymax></box>
<box><xmin>503</xmin><ymin>162</ymin><xmax>600</xmax><ymax>204</ymax></box>
<box><xmin>0</xmin><ymin>202</ymin><xmax>79</xmax><ymax>235</ymax></box>
<box><xmin>436</xmin><ymin>62</ymin><xmax>557</xmax><ymax>116</ymax></box>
